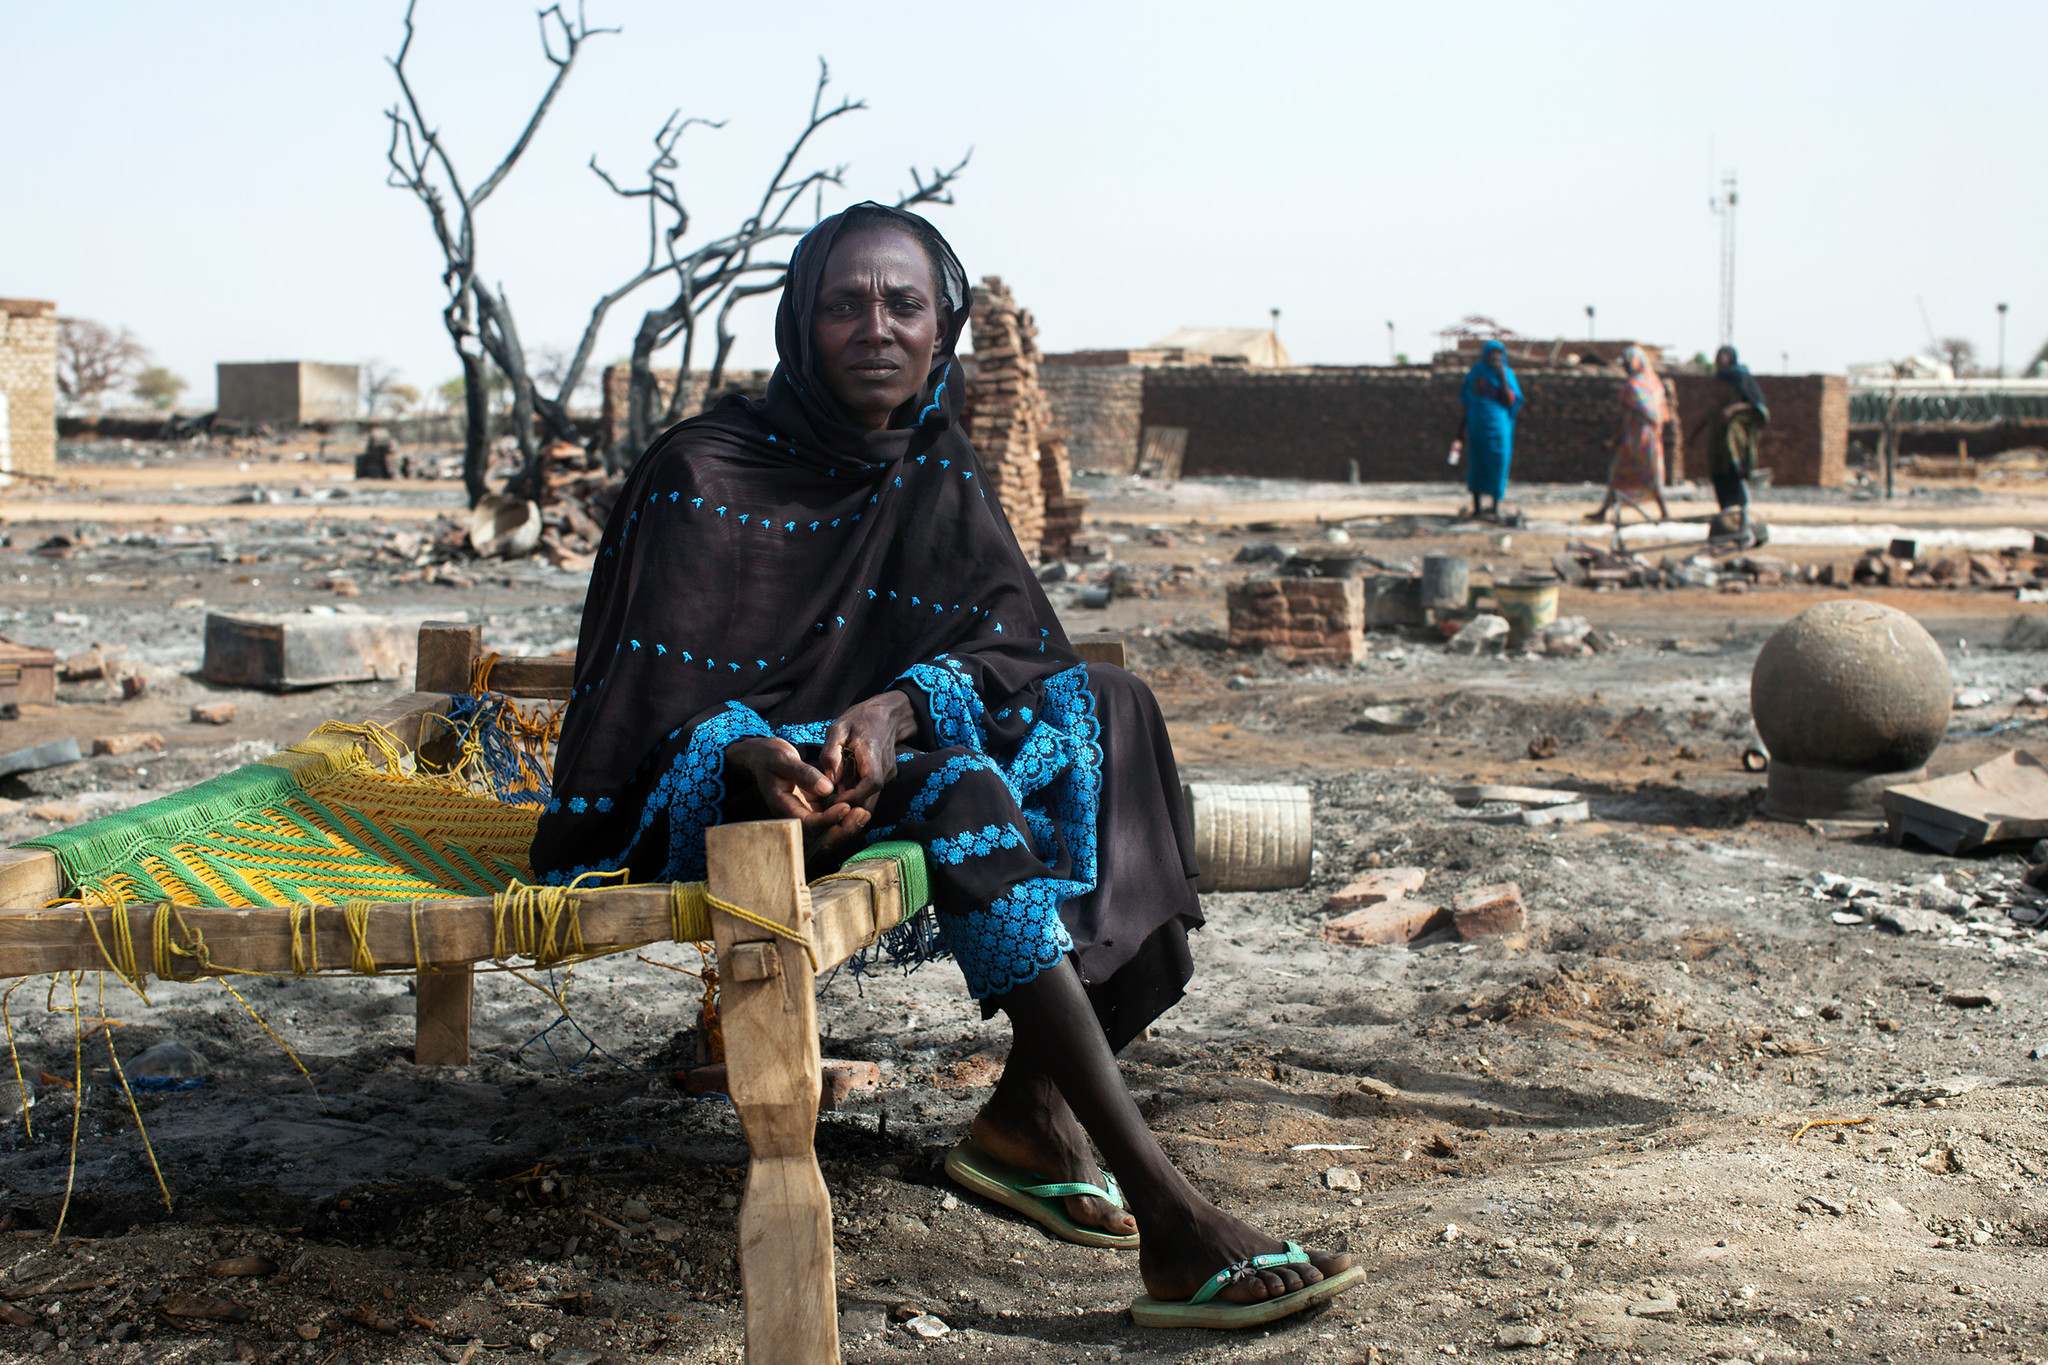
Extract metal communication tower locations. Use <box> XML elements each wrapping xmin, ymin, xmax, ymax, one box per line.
<box><xmin>1710</xmin><ymin>172</ymin><xmax>1738</xmax><ymax>348</ymax></box>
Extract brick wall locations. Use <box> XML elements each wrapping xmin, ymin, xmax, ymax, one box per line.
<box><xmin>1669</xmin><ymin>373</ymin><xmax>1846</xmax><ymax>487</ymax></box>
<box><xmin>1040</xmin><ymin>363</ymin><xmax>1144</xmax><ymax>474</ymax></box>
<box><xmin>1137</xmin><ymin>365</ymin><xmax>1847</xmax><ymax>487</ymax></box>
<box><xmin>0</xmin><ymin>298</ymin><xmax>57</xmax><ymax>484</ymax></box>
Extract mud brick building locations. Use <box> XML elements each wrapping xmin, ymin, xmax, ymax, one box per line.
<box><xmin>597</xmin><ymin>366</ymin><xmax>772</xmax><ymax>452</ymax></box>
<box><xmin>216</xmin><ymin>362</ymin><xmax>361</xmax><ymax>428</ymax></box>
<box><xmin>1045</xmin><ymin>356</ymin><xmax>1847</xmax><ymax>488</ymax></box>
<box><xmin>1227</xmin><ymin>576</ymin><xmax>1366</xmax><ymax>665</ymax></box>
<box><xmin>0</xmin><ymin>298</ymin><xmax>57</xmax><ymax>485</ymax></box>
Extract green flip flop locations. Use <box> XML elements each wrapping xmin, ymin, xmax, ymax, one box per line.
<box><xmin>1130</xmin><ymin>1241</ymin><xmax>1363</xmax><ymax>1329</ymax></box>
<box><xmin>943</xmin><ymin>1138</ymin><xmax>1140</xmax><ymax>1250</ymax></box>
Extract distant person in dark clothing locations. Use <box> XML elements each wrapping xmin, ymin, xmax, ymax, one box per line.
<box><xmin>1708</xmin><ymin>345</ymin><xmax>1769</xmax><ymax>544</ymax></box>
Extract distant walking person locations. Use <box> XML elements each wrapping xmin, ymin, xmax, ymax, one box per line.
<box><xmin>1586</xmin><ymin>346</ymin><xmax>1673</xmax><ymax>525</ymax></box>
<box><xmin>1708</xmin><ymin>345</ymin><xmax>1769</xmax><ymax>544</ymax></box>
<box><xmin>1454</xmin><ymin>340</ymin><xmax>1522</xmax><ymax>521</ymax></box>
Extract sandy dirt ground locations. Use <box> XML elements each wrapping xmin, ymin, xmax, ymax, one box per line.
<box><xmin>0</xmin><ymin>442</ymin><xmax>2046</xmax><ymax>1364</ymax></box>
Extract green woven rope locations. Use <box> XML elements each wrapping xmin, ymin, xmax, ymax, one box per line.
<box><xmin>842</xmin><ymin>840</ymin><xmax>930</xmax><ymax>927</ymax></box>
<box><xmin>21</xmin><ymin>763</ymin><xmax>305</xmax><ymax>891</ymax></box>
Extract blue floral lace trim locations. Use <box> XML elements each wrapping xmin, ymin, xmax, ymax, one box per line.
<box><xmin>929</xmin><ymin>821</ymin><xmax>1029</xmax><ymax>866</ymax></box>
<box><xmin>898</xmin><ymin>656</ymin><xmax>986</xmax><ymax>751</ymax></box>
<box><xmin>542</xmin><ymin>701</ymin><xmax>771</xmax><ymax>884</ymax></box>
<box><xmin>905</xmin><ymin>662</ymin><xmax>1104</xmax><ymax>999</ymax></box>
<box><xmin>944</xmin><ymin>885</ymin><xmax>1077</xmax><ymax>998</ymax></box>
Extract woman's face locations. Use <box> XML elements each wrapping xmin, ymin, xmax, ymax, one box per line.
<box><xmin>1715</xmin><ymin>347</ymin><xmax>1736</xmax><ymax>370</ymax></box>
<box><xmin>811</xmin><ymin>226</ymin><xmax>943</xmax><ymax>430</ymax></box>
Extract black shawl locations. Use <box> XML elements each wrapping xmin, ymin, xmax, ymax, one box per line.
<box><xmin>1715</xmin><ymin>347</ymin><xmax>1769</xmax><ymax>416</ymax></box>
<box><xmin>531</xmin><ymin>204</ymin><xmax>1081</xmax><ymax>883</ymax></box>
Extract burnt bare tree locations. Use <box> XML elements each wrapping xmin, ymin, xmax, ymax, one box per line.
<box><xmin>591</xmin><ymin>62</ymin><xmax>967</xmax><ymax>470</ymax></box>
<box><xmin>56</xmin><ymin>318</ymin><xmax>148</xmax><ymax>411</ymax></box>
<box><xmin>385</xmin><ymin>1</ymin><xmax>613</xmax><ymax>505</ymax></box>
<box><xmin>385</xmin><ymin>4</ymin><xmax>967</xmax><ymax>504</ymax></box>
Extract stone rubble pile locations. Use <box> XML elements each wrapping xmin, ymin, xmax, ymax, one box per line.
<box><xmin>1800</xmin><ymin>869</ymin><xmax>2047</xmax><ymax>941</ymax></box>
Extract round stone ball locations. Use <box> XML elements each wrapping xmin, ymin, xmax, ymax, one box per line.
<box><xmin>1750</xmin><ymin>600</ymin><xmax>1950</xmax><ymax>773</ymax></box>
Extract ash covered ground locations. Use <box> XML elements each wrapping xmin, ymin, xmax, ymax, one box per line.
<box><xmin>0</xmin><ymin>442</ymin><xmax>2047</xmax><ymax>1364</ymax></box>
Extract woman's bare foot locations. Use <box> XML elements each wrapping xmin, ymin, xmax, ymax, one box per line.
<box><xmin>1137</xmin><ymin>1198</ymin><xmax>1350</xmax><ymax>1304</ymax></box>
<box><xmin>972</xmin><ymin>1072</ymin><xmax>1136</xmax><ymax>1238</ymax></box>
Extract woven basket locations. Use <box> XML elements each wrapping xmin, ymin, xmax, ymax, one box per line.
<box><xmin>1183</xmin><ymin>783</ymin><xmax>1313</xmax><ymax>893</ymax></box>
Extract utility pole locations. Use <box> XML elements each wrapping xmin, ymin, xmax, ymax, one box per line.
<box><xmin>1998</xmin><ymin>302</ymin><xmax>2009</xmax><ymax>379</ymax></box>
<box><xmin>1386</xmin><ymin>320</ymin><xmax>1396</xmax><ymax>364</ymax></box>
<box><xmin>1710</xmin><ymin>172</ymin><xmax>1738</xmax><ymax>348</ymax></box>
<box><xmin>1585</xmin><ymin>305</ymin><xmax>1595</xmax><ymax>343</ymax></box>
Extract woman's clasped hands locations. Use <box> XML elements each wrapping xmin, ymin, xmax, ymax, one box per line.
<box><xmin>723</xmin><ymin>689</ymin><xmax>919</xmax><ymax>855</ymax></box>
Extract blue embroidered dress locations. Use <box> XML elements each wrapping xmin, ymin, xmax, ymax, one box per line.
<box><xmin>532</xmin><ymin>205</ymin><xmax>1201</xmax><ymax>1035</ymax></box>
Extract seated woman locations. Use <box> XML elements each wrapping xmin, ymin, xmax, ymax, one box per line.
<box><xmin>532</xmin><ymin>203</ymin><xmax>1355</xmax><ymax>1327</ymax></box>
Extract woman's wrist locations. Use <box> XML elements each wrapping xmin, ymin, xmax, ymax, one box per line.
<box><xmin>876</xmin><ymin>689</ymin><xmax>919</xmax><ymax>746</ymax></box>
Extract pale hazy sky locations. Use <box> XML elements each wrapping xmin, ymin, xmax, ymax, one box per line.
<box><xmin>5</xmin><ymin>2</ymin><xmax>2042</xmax><ymax>407</ymax></box>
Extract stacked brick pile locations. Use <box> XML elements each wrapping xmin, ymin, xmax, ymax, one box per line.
<box><xmin>1227</xmin><ymin>577</ymin><xmax>1366</xmax><ymax>665</ymax></box>
<box><xmin>1038</xmin><ymin>432</ymin><xmax>1087</xmax><ymax>560</ymax></box>
<box><xmin>962</xmin><ymin>277</ymin><xmax>1089</xmax><ymax>561</ymax></box>
<box><xmin>964</xmin><ymin>277</ymin><xmax>1046</xmax><ymax>556</ymax></box>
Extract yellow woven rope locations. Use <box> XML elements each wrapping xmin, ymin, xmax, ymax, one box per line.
<box><xmin>341</xmin><ymin>901</ymin><xmax>380</xmax><ymax>976</ymax></box>
<box><xmin>95</xmin><ymin>972</ymin><xmax>170</xmax><ymax>1214</ymax></box>
<box><xmin>307</xmin><ymin>718</ymin><xmax>418</xmax><ymax>777</ymax></box>
<box><xmin>288</xmin><ymin>903</ymin><xmax>318</xmax><ymax>975</ymax></box>
<box><xmin>1</xmin><ymin>979</ymin><xmax>34</xmax><ymax>1141</ymax></box>
<box><xmin>77</xmin><ymin>892</ymin><xmax>149</xmax><ymax>1005</ymax></box>
<box><xmin>703</xmin><ymin>891</ymin><xmax>819</xmax><ymax>971</ymax></box>
<box><xmin>668</xmin><ymin>882</ymin><xmax>712</xmax><ymax>943</ymax></box>
<box><xmin>491</xmin><ymin>870</ymin><xmax>626</xmax><ymax>969</ymax></box>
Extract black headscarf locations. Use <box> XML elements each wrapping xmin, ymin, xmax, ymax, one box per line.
<box><xmin>1715</xmin><ymin>346</ymin><xmax>1769</xmax><ymax>415</ymax></box>
<box><xmin>531</xmin><ymin>204</ymin><xmax>1080</xmax><ymax>884</ymax></box>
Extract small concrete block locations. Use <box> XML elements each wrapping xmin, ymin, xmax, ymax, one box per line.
<box><xmin>1321</xmin><ymin>898</ymin><xmax>1449</xmax><ymax>946</ymax></box>
<box><xmin>120</xmin><ymin>673</ymin><xmax>148</xmax><ymax>700</ymax></box>
<box><xmin>1497</xmin><ymin>1324</ymin><xmax>1546</xmax><ymax>1348</ymax></box>
<box><xmin>190</xmin><ymin>701</ymin><xmax>237</xmax><ymax>725</ymax></box>
<box><xmin>1322</xmin><ymin>1167</ymin><xmax>1362</xmax><ymax>1191</ymax></box>
<box><xmin>61</xmin><ymin>649</ymin><xmax>106</xmax><ymax>681</ymax></box>
<box><xmin>91</xmin><ymin>731</ymin><xmax>164</xmax><ymax>757</ymax></box>
<box><xmin>1325</xmin><ymin>867</ymin><xmax>1428</xmax><ymax>912</ymax></box>
<box><xmin>0</xmin><ymin>737</ymin><xmax>83</xmax><ymax>779</ymax></box>
<box><xmin>1451</xmin><ymin>883</ymin><xmax>1526</xmax><ymax>939</ymax></box>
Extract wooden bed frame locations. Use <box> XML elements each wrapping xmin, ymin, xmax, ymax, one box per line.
<box><xmin>0</xmin><ymin>621</ymin><xmax>1126</xmax><ymax>1363</ymax></box>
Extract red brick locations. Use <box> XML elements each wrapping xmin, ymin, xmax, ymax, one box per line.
<box><xmin>1325</xmin><ymin>868</ymin><xmax>1428</xmax><ymax>912</ymax></box>
<box><xmin>91</xmin><ymin>732</ymin><xmax>163</xmax><ymax>757</ymax></box>
<box><xmin>1321</xmin><ymin>898</ymin><xmax>1448</xmax><ymax>946</ymax></box>
<box><xmin>1450</xmin><ymin>883</ymin><xmax>1526</xmax><ymax>939</ymax></box>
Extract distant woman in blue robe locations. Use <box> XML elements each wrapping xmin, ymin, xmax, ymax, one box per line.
<box><xmin>1455</xmin><ymin>340</ymin><xmax>1522</xmax><ymax>521</ymax></box>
